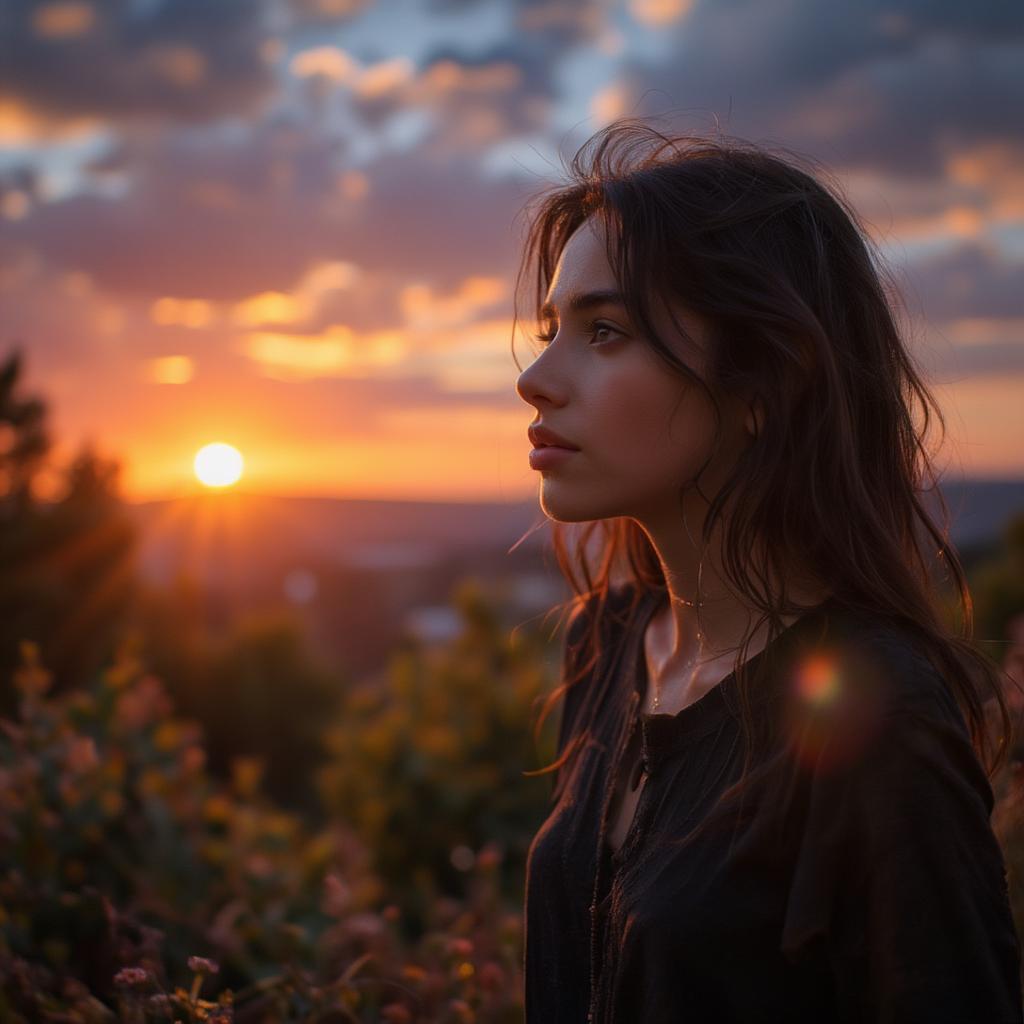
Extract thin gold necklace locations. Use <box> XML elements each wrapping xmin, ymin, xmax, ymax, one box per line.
<box><xmin>649</xmin><ymin>593</ymin><xmax>700</xmax><ymax>714</ymax></box>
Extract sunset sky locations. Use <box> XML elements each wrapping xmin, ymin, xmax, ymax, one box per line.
<box><xmin>1</xmin><ymin>0</ymin><xmax>1021</xmax><ymax>503</ymax></box>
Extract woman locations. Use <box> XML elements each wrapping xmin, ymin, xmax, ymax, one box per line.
<box><xmin>513</xmin><ymin>118</ymin><xmax>1023</xmax><ymax>1023</ymax></box>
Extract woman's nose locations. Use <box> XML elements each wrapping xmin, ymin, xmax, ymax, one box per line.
<box><xmin>515</xmin><ymin>347</ymin><xmax>565</xmax><ymax>409</ymax></box>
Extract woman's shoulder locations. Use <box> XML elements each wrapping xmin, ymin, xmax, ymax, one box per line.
<box><xmin>788</xmin><ymin>598</ymin><xmax>973</xmax><ymax>751</ymax></box>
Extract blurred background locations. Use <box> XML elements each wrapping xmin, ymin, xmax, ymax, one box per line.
<box><xmin>1</xmin><ymin>0</ymin><xmax>1023</xmax><ymax>1019</ymax></box>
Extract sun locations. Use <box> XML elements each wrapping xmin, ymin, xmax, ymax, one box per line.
<box><xmin>194</xmin><ymin>442</ymin><xmax>244</xmax><ymax>488</ymax></box>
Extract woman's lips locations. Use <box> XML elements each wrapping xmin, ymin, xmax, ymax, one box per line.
<box><xmin>529</xmin><ymin>445</ymin><xmax>579</xmax><ymax>470</ymax></box>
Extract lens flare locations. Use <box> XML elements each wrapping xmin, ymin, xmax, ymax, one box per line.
<box><xmin>783</xmin><ymin>645</ymin><xmax>888</xmax><ymax>775</ymax></box>
<box><xmin>795</xmin><ymin>653</ymin><xmax>842</xmax><ymax>708</ymax></box>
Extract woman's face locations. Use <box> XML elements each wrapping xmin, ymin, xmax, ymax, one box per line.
<box><xmin>515</xmin><ymin>215</ymin><xmax>751</xmax><ymax>526</ymax></box>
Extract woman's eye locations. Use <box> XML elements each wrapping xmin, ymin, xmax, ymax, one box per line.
<box><xmin>532</xmin><ymin>320</ymin><xmax>622</xmax><ymax>347</ymax></box>
<box><xmin>587</xmin><ymin>321</ymin><xmax>621</xmax><ymax>344</ymax></box>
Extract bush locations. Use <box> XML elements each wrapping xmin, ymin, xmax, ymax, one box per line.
<box><xmin>0</xmin><ymin>637</ymin><xmax>528</xmax><ymax>1022</ymax></box>
<box><xmin>316</xmin><ymin>580</ymin><xmax>560</xmax><ymax>923</ymax></box>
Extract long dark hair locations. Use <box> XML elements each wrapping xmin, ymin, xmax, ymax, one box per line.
<box><xmin>513</xmin><ymin>117</ymin><xmax>1015</xmax><ymax>798</ymax></box>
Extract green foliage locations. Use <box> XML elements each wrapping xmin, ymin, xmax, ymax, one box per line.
<box><xmin>0</xmin><ymin>638</ymin><xmax>528</xmax><ymax>1022</ymax></box>
<box><xmin>316</xmin><ymin>580</ymin><xmax>559</xmax><ymax>924</ymax></box>
<box><xmin>166</xmin><ymin>609</ymin><xmax>346</xmax><ymax>817</ymax></box>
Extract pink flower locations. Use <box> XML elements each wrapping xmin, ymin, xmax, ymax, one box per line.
<box><xmin>114</xmin><ymin>674</ymin><xmax>172</xmax><ymax>730</ymax></box>
<box><xmin>113</xmin><ymin>966</ymin><xmax>150</xmax><ymax>988</ymax></box>
<box><xmin>448</xmin><ymin>998</ymin><xmax>474</xmax><ymax>1024</ymax></box>
<box><xmin>65</xmin><ymin>736</ymin><xmax>99</xmax><ymax>774</ymax></box>
<box><xmin>447</xmin><ymin>937</ymin><xmax>474</xmax><ymax>958</ymax></box>
<box><xmin>187</xmin><ymin>955</ymin><xmax>220</xmax><ymax>975</ymax></box>
<box><xmin>476</xmin><ymin>842</ymin><xmax>503</xmax><ymax>870</ymax></box>
<box><xmin>478</xmin><ymin>961</ymin><xmax>506</xmax><ymax>992</ymax></box>
<box><xmin>322</xmin><ymin>873</ymin><xmax>352</xmax><ymax>916</ymax></box>
<box><xmin>343</xmin><ymin>912</ymin><xmax>386</xmax><ymax>941</ymax></box>
<box><xmin>179</xmin><ymin>745</ymin><xmax>206</xmax><ymax>774</ymax></box>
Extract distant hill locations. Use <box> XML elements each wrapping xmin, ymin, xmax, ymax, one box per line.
<box><xmin>923</xmin><ymin>478</ymin><xmax>1024</xmax><ymax>550</ymax></box>
<box><xmin>124</xmin><ymin>477</ymin><xmax>1023</xmax><ymax>589</ymax></box>
<box><xmin>119</xmin><ymin>478</ymin><xmax>1023</xmax><ymax>675</ymax></box>
<box><xmin>123</xmin><ymin>491</ymin><xmax>551</xmax><ymax>587</ymax></box>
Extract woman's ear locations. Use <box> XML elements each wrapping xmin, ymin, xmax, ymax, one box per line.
<box><xmin>744</xmin><ymin>396</ymin><xmax>765</xmax><ymax>439</ymax></box>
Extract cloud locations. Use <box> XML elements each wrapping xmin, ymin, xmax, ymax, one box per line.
<box><xmin>0</xmin><ymin>0</ymin><xmax>277</xmax><ymax>128</ymax></box>
<box><xmin>287</xmin><ymin>0</ymin><xmax>372</xmax><ymax>26</ymax></box>
<box><xmin>904</xmin><ymin>240</ymin><xmax>1024</xmax><ymax>321</ymax></box>
<box><xmin>608</xmin><ymin>0</ymin><xmax>1024</xmax><ymax>179</ymax></box>
<box><xmin>30</xmin><ymin>2</ymin><xmax>96</xmax><ymax>39</ymax></box>
<box><xmin>343</xmin><ymin>46</ymin><xmax>555</xmax><ymax>147</ymax></box>
<box><xmin>628</xmin><ymin>0</ymin><xmax>694</xmax><ymax>29</ymax></box>
<box><xmin>4</xmin><ymin>110</ymin><xmax>534</xmax><ymax>333</ymax></box>
<box><xmin>147</xmin><ymin>354</ymin><xmax>195</xmax><ymax>384</ymax></box>
<box><xmin>399</xmin><ymin>275</ymin><xmax>506</xmax><ymax>332</ymax></box>
<box><xmin>236</xmin><ymin>324</ymin><xmax>408</xmax><ymax>380</ymax></box>
<box><xmin>786</xmin><ymin>35</ymin><xmax>1024</xmax><ymax>178</ymax></box>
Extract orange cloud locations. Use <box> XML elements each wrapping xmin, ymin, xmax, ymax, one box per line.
<box><xmin>420</xmin><ymin>60</ymin><xmax>522</xmax><ymax>97</ymax></box>
<box><xmin>232</xmin><ymin>291</ymin><xmax>311</xmax><ymax>328</ymax></box>
<box><xmin>1</xmin><ymin>191</ymin><xmax>31</xmax><ymax>221</ymax></box>
<box><xmin>355</xmin><ymin>57</ymin><xmax>416</xmax><ymax>99</ymax></box>
<box><xmin>400</xmin><ymin>275</ymin><xmax>506</xmax><ymax>333</ymax></box>
<box><xmin>290</xmin><ymin>46</ymin><xmax>359</xmax><ymax>83</ymax></box>
<box><xmin>238</xmin><ymin>325</ymin><xmax>407</xmax><ymax>380</ymax></box>
<box><xmin>151</xmin><ymin>298</ymin><xmax>215</xmax><ymax>329</ymax></box>
<box><xmin>146</xmin><ymin>45</ymin><xmax>207</xmax><ymax>88</ymax></box>
<box><xmin>231</xmin><ymin>261</ymin><xmax>361</xmax><ymax>328</ymax></box>
<box><xmin>31</xmin><ymin>1</ymin><xmax>95</xmax><ymax>39</ymax></box>
<box><xmin>0</xmin><ymin>96</ymin><xmax>99</xmax><ymax>144</ymax></box>
<box><xmin>629</xmin><ymin>0</ymin><xmax>694</xmax><ymax>27</ymax></box>
<box><xmin>147</xmin><ymin>355</ymin><xmax>195</xmax><ymax>384</ymax></box>
<box><xmin>947</xmin><ymin>143</ymin><xmax>1024</xmax><ymax>220</ymax></box>
<box><xmin>591</xmin><ymin>81</ymin><xmax>630</xmax><ymax>125</ymax></box>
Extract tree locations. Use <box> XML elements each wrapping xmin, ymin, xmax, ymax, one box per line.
<box><xmin>0</xmin><ymin>348</ymin><xmax>51</xmax><ymax>515</ymax></box>
<box><xmin>0</xmin><ymin>347</ymin><xmax>142</xmax><ymax>715</ymax></box>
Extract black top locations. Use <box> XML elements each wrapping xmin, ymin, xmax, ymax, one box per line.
<box><xmin>523</xmin><ymin>582</ymin><xmax>1024</xmax><ymax>1023</ymax></box>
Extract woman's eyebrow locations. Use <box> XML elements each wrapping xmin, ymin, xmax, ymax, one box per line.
<box><xmin>540</xmin><ymin>289</ymin><xmax>626</xmax><ymax>320</ymax></box>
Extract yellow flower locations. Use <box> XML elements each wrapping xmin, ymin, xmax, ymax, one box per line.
<box><xmin>265</xmin><ymin>812</ymin><xmax>296</xmax><ymax>841</ymax></box>
<box><xmin>82</xmin><ymin>822</ymin><xmax>104</xmax><ymax>843</ymax></box>
<box><xmin>137</xmin><ymin>768</ymin><xmax>166</xmax><ymax>797</ymax></box>
<box><xmin>42</xmin><ymin>938</ymin><xmax>69</xmax><ymax>967</ymax></box>
<box><xmin>100</xmin><ymin>791</ymin><xmax>124</xmax><ymax>818</ymax></box>
<box><xmin>58</xmin><ymin>777</ymin><xmax>82</xmax><ymax>808</ymax></box>
<box><xmin>201</xmin><ymin>839</ymin><xmax>229</xmax><ymax>866</ymax></box>
<box><xmin>63</xmin><ymin>860</ymin><xmax>86</xmax><ymax>886</ymax></box>
<box><xmin>103</xmin><ymin>654</ymin><xmax>143</xmax><ymax>690</ymax></box>
<box><xmin>13</xmin><ymin>640</ymin><xmax>53</xmax><ymax>698</ymax></box>
<box><xmin>104</xmin><ymin>751</ymin><xmax>127</xmax><ymax>783</ymax></box>
<box><xmin>202</xmin><ymin>795</ymin><xmax>232</xmax><ymax>824</ymax></box>
<box><xmin>303</xmin><ymin>834</ymin><xmax>335</xmax><ymax>871</ymax></box>
<box><xmin>153</xmin><ymin>722</ymin><xmax>180</xmax><ymax>752</ymax></box>
<box><xmin>230</xmin><ymin>756</ymin><xmax>263</xmax><ymax>798</ymax></box>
